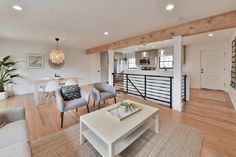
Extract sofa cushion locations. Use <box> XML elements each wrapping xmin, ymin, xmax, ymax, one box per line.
<box><xmin>61</xmin><ymin>84</ymin><xmax>81</xmax><ymax>101</ymax></box>
<box><xmin>0</xmin><ymin>142</ymin><xmax>31</xmax><ymax>157</ymax></box>
<box><xmin>0</xmin><ymin>120</ymin><xmax>29</xmax><ymax>149</ymax></box>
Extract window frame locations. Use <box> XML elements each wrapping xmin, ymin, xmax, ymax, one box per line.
<box><xmin>128</xmin><ymin>58</ymin><xmax>137</xmax><ymax>69</ymax></box>
<box><xmin>159</xmin><ymin>55</ymin><xmax>173</xmax><ymax>69</ymax></box>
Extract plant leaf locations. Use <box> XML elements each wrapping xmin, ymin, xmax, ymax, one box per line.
<box><xmin>10</xmin><ymin>74</ymin><xmax>20</xmax><ymax>78</ymax></box>
<box><xmin>2</xmin><ymin>56</ymin><xmax>10</xmax><ymax>62</ymax></box>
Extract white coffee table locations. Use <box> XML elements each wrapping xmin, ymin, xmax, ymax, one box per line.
<box><xmin>80</xmin><ymin>99</ymin><xmax>159</xmax><ymax>157</ymax></box>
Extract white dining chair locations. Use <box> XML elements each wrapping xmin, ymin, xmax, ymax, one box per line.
<box><xmin>42</xmin><ymin>80</ymin><xmax>59</xmax><ymax>105</ymax></box>
<box><xmin>65</xmin><ymin>79</ymin><xmax>77</xmax><ymax>86</ymax></box>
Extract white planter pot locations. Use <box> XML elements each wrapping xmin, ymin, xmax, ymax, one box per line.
<box><xmin>0</xmin><ymin>91</ymin><xmax>8</xmax><ymax>101</ymax></box>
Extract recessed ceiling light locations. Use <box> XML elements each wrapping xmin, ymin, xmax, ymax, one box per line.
<box><xmin>12</xmin><ymin>5</ymin><xmax>23</xmax><ymax>11</ymax></box>
<box><xmin>104</xmin><ymin>32</ymin><xmax>109</xmax><ymax>35</ymax></box>
<box><xmin>208</xmin><ymin>33</ymin><xmax>214</xmax><ymax>37</ymax></box>
<box><xmin>166</xmin><ymin>4</ymin><xmax>174</xmax><ymax>11</ymax></box>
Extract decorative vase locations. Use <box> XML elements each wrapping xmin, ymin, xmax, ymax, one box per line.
<box><xmin>0</xmin><ymin>91</ymin><xmax>8</xmax><ymax>101</ymax></box>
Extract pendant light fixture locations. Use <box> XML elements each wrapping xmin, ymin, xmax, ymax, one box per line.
<box><xmin>49</xmin><ymin>38</ymin><xmax>65</xmax><ymax>65</ymax></box>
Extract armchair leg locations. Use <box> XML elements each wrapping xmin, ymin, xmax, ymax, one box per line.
<box><xmin>114</xmin><ymin>97</ymin><xmax>117</xmax><ymax>103</ymax></box>
<box><xmin>76</xmin><ymin>108</ymin><xmax>78</xmax><ymax>112</ymax></box>
<box><xmin>60</xmin><ymin>112</ymin><xmax>64</xmax><ymax>128</ymax></box>
<box><xmin>103</xmin><ymin>100</ymin><xmax>105</xmax><ymax>104</ymax></box>
<box><xmin>86</xmin><ymin>105</ymin><xmax>90</xmax><ymax>113</ymax></box>
<box><xmin>93</xmin><ymin>100</ymin><xmax>95</xmax><ymax>107</ymax></box>
<box><xmin>98</xmin><ymin>102</ymin><xmax>100</xmax><ymax>109</ymax></box>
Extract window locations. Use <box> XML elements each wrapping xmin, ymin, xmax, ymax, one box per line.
<box><xmin>159</xmin><ymin>55</ymin><xmax>173</xmax><ymax>69</ymax></box>
<box><xmin>128</xmin><ymin>58</ymin><xmax>136</xmax><ymax>69</ymax></box>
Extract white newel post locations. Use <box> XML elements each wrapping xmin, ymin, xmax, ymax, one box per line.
<box><xmin>173</xmin><ymin>36</ymin><xmax>183</xmax><ymax>111</ymax></box>
<box><xmin>108</xmin><ymin>50</ymin><xmax>114</xmax><ymax>86</ymax></box>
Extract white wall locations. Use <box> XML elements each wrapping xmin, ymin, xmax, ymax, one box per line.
<box><xmin>229</xmin><ymin>29</ymin><xmax>236</xmax><ymax>109</ymax></box>
<box><xmin>0</xmin><ymin>39</ymin><xmax>91</xmax><ymax>95</ymax></box>
<box><xmin>184</xmin><ymin>41</ymin><xmax>230</xmax><ymax>91</ymax></box>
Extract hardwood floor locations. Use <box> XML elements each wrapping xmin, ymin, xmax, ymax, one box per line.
<box><xmin>0</xmin><ymin>88</ymin><xmax>236</xmax><ymax>157</ymax></box>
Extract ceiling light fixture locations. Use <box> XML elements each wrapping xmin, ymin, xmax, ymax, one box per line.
<box><xmin>166</xmin><ymin>4</ymin><xmax>174</xmax><ymax>11</ymax></box>
<box><xmin>104</xmin><ymin>32</ymin><xmax>109</xmax><ymax>35</ymax></box>
<box><xmin>208</xmin><ymin>33</ymin><xmax>214</xmax><ymax>37</ymax></box>
<box><xmin>49</xmin><ymin>38</ymin><xmax>65</xmax><ymax>65</ymax></box>
<box><xmin>12</xmin><ymin>5</ymin><xmax>23</xmax><ymax>11</ymax></box>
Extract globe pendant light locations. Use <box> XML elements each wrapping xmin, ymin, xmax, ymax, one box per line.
<box><xmin>49</xmin><ymin>38</ymin><xmax>65</xmax><ymax>64</ymax></box>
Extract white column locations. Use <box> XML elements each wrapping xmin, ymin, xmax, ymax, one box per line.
<box><xmin>108</xmin><ymin>50</ymin><xmax>114</xmax><ymax>85</ymax></box>
<box><xmin>173</xmin><ymin>36</ymin><xmax>183</xmax><ymax>111</ymax></box>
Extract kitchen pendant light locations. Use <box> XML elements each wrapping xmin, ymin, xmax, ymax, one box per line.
<box><xmin>49</xmin><ymin>38</ymin><xmax>65</xmax><ymax>65</ymax></box>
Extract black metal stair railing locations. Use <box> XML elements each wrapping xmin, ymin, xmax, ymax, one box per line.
<box><xmin>112</xmin><ymin>73</ymin><xmax>188</xmax><ymax>108</ymax></box>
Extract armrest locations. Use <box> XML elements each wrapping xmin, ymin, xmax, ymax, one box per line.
<box><xmin>0</xmin><ymin>107</ymin><xmax>25</xmax><ymax>125</ymax></box>
<box><xmin>91</xmin><ymin>86</ymin><xmax>101</xmax><ymax>101</ymax></box>
<box><xmin>80</xmin><ymin>88</ymin><xmax>90</xmax><ymax>103</ymax></box>
<box><xmin>104</xmin><ymin>84</ymin><xmax>116</xmax><ymax>95</ymax></box>
<box><xmin>55</xmin><ymin>89</ymin><xmax>66</xmax><ymax>112</ymax></box>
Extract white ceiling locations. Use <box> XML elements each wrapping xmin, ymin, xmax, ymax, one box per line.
<box><xmin>0</xmin><ymin>0</ymin><xmax>236</xmax><ymax>49</ymax></box>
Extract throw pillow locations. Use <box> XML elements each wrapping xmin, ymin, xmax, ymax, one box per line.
<box><xmin>61</xmin><ymin>84</ymin><xmax>81</xmax><ymax>101</ymax></box>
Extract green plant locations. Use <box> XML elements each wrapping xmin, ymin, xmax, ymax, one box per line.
<box><xmin>119</xmin><ymin>101</ymin><xmax>133</xmax><ymax>112</ymax></box>
<box><xmin>0</xmin><ymin>56</ymin><xmax>20</xmax><ymax>92</ymax></box>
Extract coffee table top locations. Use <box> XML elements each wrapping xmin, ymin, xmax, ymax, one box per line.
<box><xmin>80</xmin><ymin>99</ymin><xmax>159</xmax><ymax>144</ymax></box>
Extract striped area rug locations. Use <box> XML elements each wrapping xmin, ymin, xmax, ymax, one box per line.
<box><xmin>31</xmin><ymin>119</ymin><xmax>204</xmax><ymax>157</ymax></box>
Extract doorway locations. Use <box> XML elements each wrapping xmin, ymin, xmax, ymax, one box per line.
<box><xmin>200</xmin><ymin>50</ymin><xmax>225</xmax><ymax>90</ymax></box>
<box><xmin>89</xmin><ymin>53</ymin><xmax>101</xmax><ymax>83</ymax></box>
<box><xmin>100</xmin><ymin>52</ymin><xmax>109</xmax><ymax>83</ymax></box>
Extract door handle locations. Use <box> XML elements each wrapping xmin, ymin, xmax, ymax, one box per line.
<box><xmin>201</xmin><ymin>69</ymin><xmax>204</xmax><ymax>74</ymax></box>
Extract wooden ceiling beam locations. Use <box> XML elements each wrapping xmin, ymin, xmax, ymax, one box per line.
<box><xmin>86</xmin><ymin>10</ymin><xmax>236</xmax><ymax>54</ymax></box>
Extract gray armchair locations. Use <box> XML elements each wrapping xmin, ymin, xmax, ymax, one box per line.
<box><xmin>55</xmin><ymin>87</ymin><xmax>90</xmax><ymax>128</ymax></box>
<box><xmin>91</xmin><ymin>83</ymin><xmax>117</xmax><ymax>109</ymax></box>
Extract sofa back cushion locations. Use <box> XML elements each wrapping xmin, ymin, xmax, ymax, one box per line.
<box><xmin>61</xmin><ymin>84</ymin><xmax>81</xmax><ymax>101</ymax></box>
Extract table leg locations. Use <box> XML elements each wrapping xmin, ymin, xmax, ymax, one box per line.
<box><xmin>155</xmin><ymin>110</ymin><xmax>160</xmax><ymax>134</ymax></box>
<box><xmin>80</xmin><ymin>121</ymin><xmax>86</xmax><ymax>144</ymax></box>
<box><xmin>34</xmin><ymin>83</ymin><xmax>39</xmax><ymax>105</ymax></box>
<box><xmin>108</xmin><ymin>144</ymin><xmax>114</xmax><ymax>157</ymax></box>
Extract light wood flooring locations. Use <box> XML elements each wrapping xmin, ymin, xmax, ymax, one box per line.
<box><xmin>0</xmin><ymin>88</ymin><xmax>236</xmax><ymax>157</ymax></box>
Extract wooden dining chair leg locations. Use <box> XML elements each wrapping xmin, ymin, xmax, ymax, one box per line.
<box><xmin>114</xmin><ymin>97</ymin><xmax>117</xmax><ymax>103</ymax></box>
<box><xmin>98</xmin><ymin>102</ymin><xmax>100</xmax><ymax>109</ymax></box>
<box><xmin>103</xmin><ymin>100</ymin><xmax>105</xmax><ymax>104</ymax></box>
<box><xmin>60</xmin><ymin>112</ymin><xmax>64</xmax><ymax>128</ymax></box>
<box><xmin>86</xmin><ymin>105</ymin><xmax>90</xmax><ymax>113</ymax></box>
<box><xmin>76</xmin><ymin>108</ymin><xmax>78</xmax><ymax>112</ymax></box>
<box><xmin>93</xmin><ymin>100</ymin><xmax>95</xmax><ymax>107</ymax></box>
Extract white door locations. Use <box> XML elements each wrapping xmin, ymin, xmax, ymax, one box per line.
<box><xmin>90</xmin><ymin>53</ymin><xmax>101</xmax><ymax>84</ymax></box>
<box><xmin>200</xmin><ymin>50</ymin><xmax>225</xmax><ymax>90</ymax></box>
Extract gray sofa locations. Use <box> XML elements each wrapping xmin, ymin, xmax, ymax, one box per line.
<box><xmin>91</xmin><ymin>83</ymin><xmax>117</xmax><ymax>109</ymax></box>
<box><xmin>55</xmin><ymin>87</ymin><xmax>90</xmax><ymax>128</ymax></box>
<box><xmin>0</xmin><ymin>107</ymin><xmax>31</xmax><ymax>157</ymax></box>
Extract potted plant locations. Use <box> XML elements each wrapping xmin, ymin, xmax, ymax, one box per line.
<box><xmin>119</xmin><ymin>101</ymin><xmax>134</xmax><ymax>112</ymax></box>
<box><xmin>0</xmin><ymin>56</ymin><xmax>20</xmax><ymax>100</ymax></box>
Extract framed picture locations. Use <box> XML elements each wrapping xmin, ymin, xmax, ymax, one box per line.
<box><xmin>26</xmin><ymin>54</ymin><xmax>44</xmax><ymax>69</ymax></box>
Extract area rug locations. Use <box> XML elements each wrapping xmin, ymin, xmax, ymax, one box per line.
<box><xmin>31</xmin><ymin>119</ymin><xmax>204</xmax><ymax>157</ymax></box>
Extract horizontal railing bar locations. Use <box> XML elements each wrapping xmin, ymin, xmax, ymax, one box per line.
<box><xmin>112</xmin><ymin>73</ymin><xmax>173</xmax><ymax>78</ymax></box>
